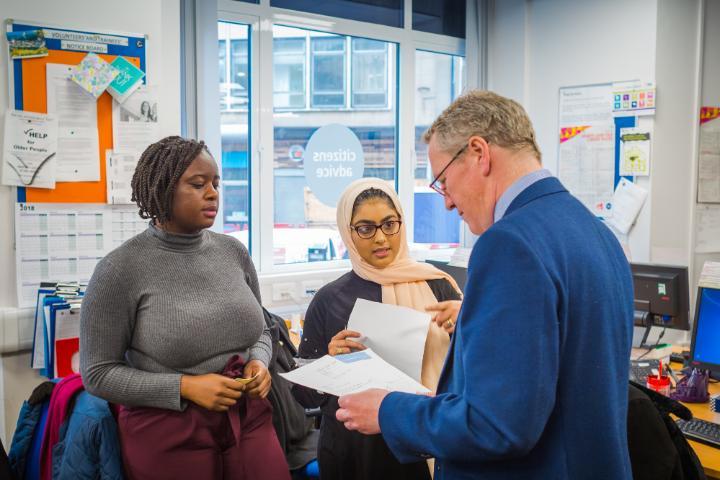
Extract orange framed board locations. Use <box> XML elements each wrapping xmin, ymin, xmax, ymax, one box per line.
<box><xmin>8</xmin><ymin>21</ymin><xmax>146</xmax><ymax>203</ymax></box>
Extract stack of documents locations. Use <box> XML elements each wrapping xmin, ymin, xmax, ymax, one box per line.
<box><xmin>279</xmin><ymin>349</ymin><xmax>429</xmax><ymax>397</ymax></box>
<box><xmin>280</xmin><ymin>299</ymin><xmax>433</xmax><ymax>396</ymax></box>
<box><xmin>31</xmin><ymin>282</ymin><xmax>84</xmax><ymax>379</ymax></box>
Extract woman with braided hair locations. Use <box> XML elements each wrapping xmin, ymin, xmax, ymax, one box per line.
<box><xmin>80</xmin><ymin>136</ymin><xmax>290</xmax><ymax>480</ymax></box>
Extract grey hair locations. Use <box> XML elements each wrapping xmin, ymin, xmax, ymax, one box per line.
<box><xmin>423</xmin><ymin>90</ymin><xmax>542</xmax><ymax>162</ymax></box>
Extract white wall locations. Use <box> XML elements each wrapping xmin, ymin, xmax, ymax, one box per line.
<box><xmin>692</xmin><ymin>0</ymin><xmax>720</xmax><ymax>291</ymax></box>
<box><xmin>0</xmin><ymin>0</ymin><xmax>182</xmax><ymax>445</ymax></box>
<box><xmin>486</xmin><ymin>0</ymin><xmax>704</xmax><ymax>346</ymax></box>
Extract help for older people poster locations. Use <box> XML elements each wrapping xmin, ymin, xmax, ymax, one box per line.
<box><xmin>1</xmin><ymin>109</ymin><xmax>58</xmax><ymax>189</ymax></box>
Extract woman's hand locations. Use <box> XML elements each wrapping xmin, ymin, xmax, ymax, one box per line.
<box><xmin>328</xmin><ymin>329</ymin><xmax>367</xmax><ymax>356</ymax></box>
<box><xmin>243</xmin><ymin>360</ymin><xmax>272</xmax><ymax>399</ymax></box>
<box><xmin>426</xmin><ymin>300</ymin><xmax>462</xmax><ymax>334</ymax></box>
<box><xmin>180</xmin><ymin>373</ymin><xmax>244</xmax><ymax>412</ymax></box>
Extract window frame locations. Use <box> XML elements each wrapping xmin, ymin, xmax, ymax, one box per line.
<box><xmin>351</xmin><ymin>38</ymin><xmax>389</xmax><ymax>109</ymax></box>
<box><xmin>309</xmin><ymin>35</ymin><xmax>347</xmax><ymax>108</ymax></box>
<box><xmin>209</xmin><ymin>0</ymin><xmax>465</xmax><ymax>275</ymax></box>
<box><xmin>272</xmin><ymin>36</ymin><xmax>307</xmax><ymax>110</ymax></box>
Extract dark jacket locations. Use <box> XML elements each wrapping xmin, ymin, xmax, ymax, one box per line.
<box><xmin>263</xmin><ymin>307</ymin><xmax>319</xmax><ymax>471</ymax></box>
<box><xmin>628</xmin><ymin>381</ymin><xmax>706</xmax><ymax>480</ymax></box>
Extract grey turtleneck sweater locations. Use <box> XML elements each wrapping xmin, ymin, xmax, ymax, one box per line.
<box><xmin>80</xmin><ymin>223</ymin><xmax>272</xmax><ymax>411</ymax></box>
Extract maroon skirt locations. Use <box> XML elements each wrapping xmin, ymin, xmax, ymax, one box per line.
<box><xmin>118</xmin><ymin>357</ymin><xmax>290</xmax><ymax>480</ymax></box>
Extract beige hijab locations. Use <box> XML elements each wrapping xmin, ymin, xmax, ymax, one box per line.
<box><xmin>336</xmin><ymin>178</ymin><xmax>461</xmax><ymax>392</ymax></box>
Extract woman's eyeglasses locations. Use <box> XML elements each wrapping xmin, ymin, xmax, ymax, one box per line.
<box><xmin>350</xmin><ymin>220</ymin><xmax>402</xmax><ymax>239</ymax></box>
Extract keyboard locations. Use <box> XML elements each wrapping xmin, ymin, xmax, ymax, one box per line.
<box><xmin>630</xmin><ymin>359</ymin><xmax>660</xmax><ymax>383</ymax></box>
<box><xmin>676</xmin><ymin>418</ymin><xmax>720</xmax><ymax>449</ymax></box>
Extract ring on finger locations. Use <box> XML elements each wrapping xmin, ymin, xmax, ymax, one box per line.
<box><xmin>445</xmin><ymin>319</ymin><xmax>454</xmax><ymax>328</ymax></box>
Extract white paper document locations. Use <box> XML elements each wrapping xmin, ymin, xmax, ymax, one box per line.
<box><xmin>46</xmin><ymin>63</ymin><xmax>100</xmax><ymax>182</ymax></box>
<box><xmin>279</xmin><ymin>348</ymin><xmax>430</xmax><ymax>397</ymax></box>
<box><xmin>558</xmin><ymin>124</ymin><xmax>616</xmax><ymax>217</ymax></box>
<box><xmin>606</xmin><ymin>178</ymin><xmax>648</xmax><ymax>235</ymax></box>
<box><xmin>619</xmin><ymin>127</ymin><xmax>651</xmax><ymax>176</ymax></box>
<box><xmin>112</xmin><ymin>85</ymin><xmax>161</xmax><ymax>153</ymax></box>
<box><xmin>15</xmin><ymin>203</ymin><xmax>112</xmax><ymax>307</ymax></box>
<box><xmin>558</xmin><ymin>84</ymin><xmax>614</xmax><ymax>127</ymax></box>
<box><xmin>699</xmin><ymin>261</ymin><xmax>720</xmax><ymax>289</ymax></box>
<box><xmin>2</xmin><ymin>109</ymin><xmax>58</xmax><ymax>188</ymax></box>
<box><xmin>106</xmin><ymin>151</ymin><xmax>139</xmax><ymax>204</ymax></box>
<box><xmin>347</xmin><ymin>299</ymin><xmax>430</xmax><ymax>382</ymax></box>
<box><xmin>696</xmin><ymin>205</ymin><xmax>720</xmax><ymax>253</ymax></box>
<box><xmin>698</xmin><ymin>120</ymin><xmax>720</xmax><ymax>203</ymax></box>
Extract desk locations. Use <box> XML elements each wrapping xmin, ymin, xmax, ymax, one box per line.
<box><xmin>670</xmin><ymin>360</ymin><xmax>720</xmax><ymax>479</ymax></box>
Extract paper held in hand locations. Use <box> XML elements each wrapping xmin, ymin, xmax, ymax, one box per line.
<box><xmin>347</xmin><ymin>298</ymin><xmax>431</xmax><ymax>382</ymax></box>
<box><xmin>279</xmin><ymin>348</ymin><xmax>430</xmax><ymax>397</ymax></box>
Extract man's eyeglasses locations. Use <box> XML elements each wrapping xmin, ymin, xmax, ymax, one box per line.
<box><xmin>429</xmin><ymin>144</ymin><xmax>467</xmax><ymax>196</ymax></box>
<box><xmin>350</xmin><ymin>220</ymin><xmax>402</xmax><ymax>239</ymax></box>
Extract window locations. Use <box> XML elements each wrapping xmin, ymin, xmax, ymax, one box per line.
<box><xmin>413</xmin><ymin>50</ymin><xmax>465</xmax><ymax>251</ymax></box>
<box><xmin>210</xmin><ymin>3</ymin><xmax>467</xmax><ymax>272</ymax></box>
<box><xmin>273</xmin><ymin>36</ymin><xmax>306</xmax><ymax>109</ymax></box>
<box><xmin>351</xmin><ymin>38</ymin><xmax>388</xmax><ymax>108</ymax></box>
<box><xmin>413</xmin><ymin>0</ymin><xmax>466</xmax><ymax>38</ymax></box>
<box><xmin>273</xmin><ymin>25</ymin><xmax>397</xmax><ymax>265</ymax></box>
<box><xmin>311</xmin><ymin>36</ymin><xmax>346</xmax><ymax>108</ymax></box>
<box><xmin>270</xmin><ymin>0</ymin><xmax>403</xmax><ymax>28</ymax></box>
<box><xmin>218</xmin><ymin>22</ymin><xmax>251</xmax><ymax>246</ymax></box>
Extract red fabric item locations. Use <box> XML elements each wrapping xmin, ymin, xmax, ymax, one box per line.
<box><xmin>39</xmin><ymin>374</ymin><xmax>84</xmax><ymax>480</ymax></box>
<box><xmin>117</xmin><ymin>355</ymin><xmax>290</xmax><ymax>480</ymax></box>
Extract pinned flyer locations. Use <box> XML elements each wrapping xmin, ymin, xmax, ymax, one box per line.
<box><xmin>69</xmin><ymin>52</ymin><xmax>119</xmax><ymax>99</ymax></box>
<box><xmin>6</xmin><ymin>29</ymin><xmax>48</xmax><ymax>59</ymax></box>
<box><xmin>107</xmin><ymin>56</ymin><xmax>145</xmax><ymax>104</ymax></box>
<box><xmin>619</xmin><ymin>128</ymin><xmax>651</xmax><ymax>176</ymax></box>
<box><xmin>606</xmin><ymin>178</ymin><xmax>647</xmax><ymax>235</ymax></box>
<box><xmin>2</xmin><ymin>109</ymin><xmax>58</xmax><ymax>188</ymax></box>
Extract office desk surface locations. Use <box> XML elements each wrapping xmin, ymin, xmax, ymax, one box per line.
<box><xmin>670</xmin><ymin>360</ymin><xmax>720</xmax><ymax>479</ymax></box>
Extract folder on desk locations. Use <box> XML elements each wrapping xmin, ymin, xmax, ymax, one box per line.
<box><xmin>31</xmin><ymin>283</ymin><xmax>84</xmax><ymax>378</ymax></box>
<box><xmin>31</xmin><ymin>283</ymin><xmax>58</xmax><ymax>370</ymax></box>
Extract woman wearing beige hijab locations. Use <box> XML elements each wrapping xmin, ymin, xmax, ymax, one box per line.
<box><xmin>296</xmin><ymin>178</ymin><xmax>462</xmax><ymax>480</ymax></box>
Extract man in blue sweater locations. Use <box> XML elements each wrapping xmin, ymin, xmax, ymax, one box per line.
<box><xmin>335</xmin><ymin>90</ymin><xmax>634</xmax><ymax>479</ymax></box>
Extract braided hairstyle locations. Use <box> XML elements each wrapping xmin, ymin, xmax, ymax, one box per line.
<box><xmin>131</xmin><ymin>136</ymin><xmax>211</xmax><ymax>223</ymax></box>
<box><xmin>351</xmin><ymin>187</ymin><xmax>399</xmax><ymax>220</ymax></box>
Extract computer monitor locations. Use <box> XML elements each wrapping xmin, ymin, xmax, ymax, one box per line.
<box><xmin>630</xmin><ymin>263</ymin><xmax>689</xmax><ymax>346</ymax></box>
<box><xmin>689</xmin><ymin>286</ymin><xmax>720</xmax><ymax>377</ymax></box>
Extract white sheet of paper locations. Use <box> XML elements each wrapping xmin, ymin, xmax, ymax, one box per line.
<box><xmin>699</xmin><ymin>261</ymin><xmax>720</xmax><ymax>289</ymax></box>
<box><xmin>112</xmin><ymin>85</ymin><xmax>161</xmax><ymax>153</ymax></box>
<box><xmin>559</xmin><ymin>84</ymin><xmax>613</xmax><ymax>127</ymax></box>
<box><xmin>55</xmin><ymin>307</ymin><xmax>81</xmax><ymax>341</ymax></box>
<box><xmin>15</xmin><ymin>203</ymin><xmax>113</xmax><ymax>307</ymax></box>
<box><xmin>106</xmin><ymin>151</ymin><xmax>139</xmax><ymax>204</ymax></box>
<box><xmin>279</xmin><ymin>348</ymin><xmax>430</xmax><ymax>397</ymax></box>
<box><xmin>558</xmin><ymin>124</ymin><xmax>616</xmax><ymax>217</ymax></box>
<box><xmin>698</xmin><ymin>120</ymin><xmax>720</xmax><ymax>203</ymax></box>
<box><xmin>606</xmin><ymin>178</ymin><xmax>648</xmax><ymax>234</ymax></box>
<box><xmin>2</xmin><ymin>109</ymin><xmax>58</xmax><ymax>188</ymax></box>
<box><xmin>696</xmin><ymin>205</ymin><xmax>720</xmax><ymax>253</ymax></box>
<box><xmin>46</xmin><ymin>63</ymin><xmax>100</xmax><ymax>182</ymax></box>
<box><xmin>347</xmin><ymin>298</ymin><xmax>430</xmax><ymax>382</ymax></box>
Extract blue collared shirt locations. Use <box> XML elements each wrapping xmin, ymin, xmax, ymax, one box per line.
<box><xmin>493</xmin><ymin>168</ymin><xmax>553</xmax><ymax>223</ymax></box>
